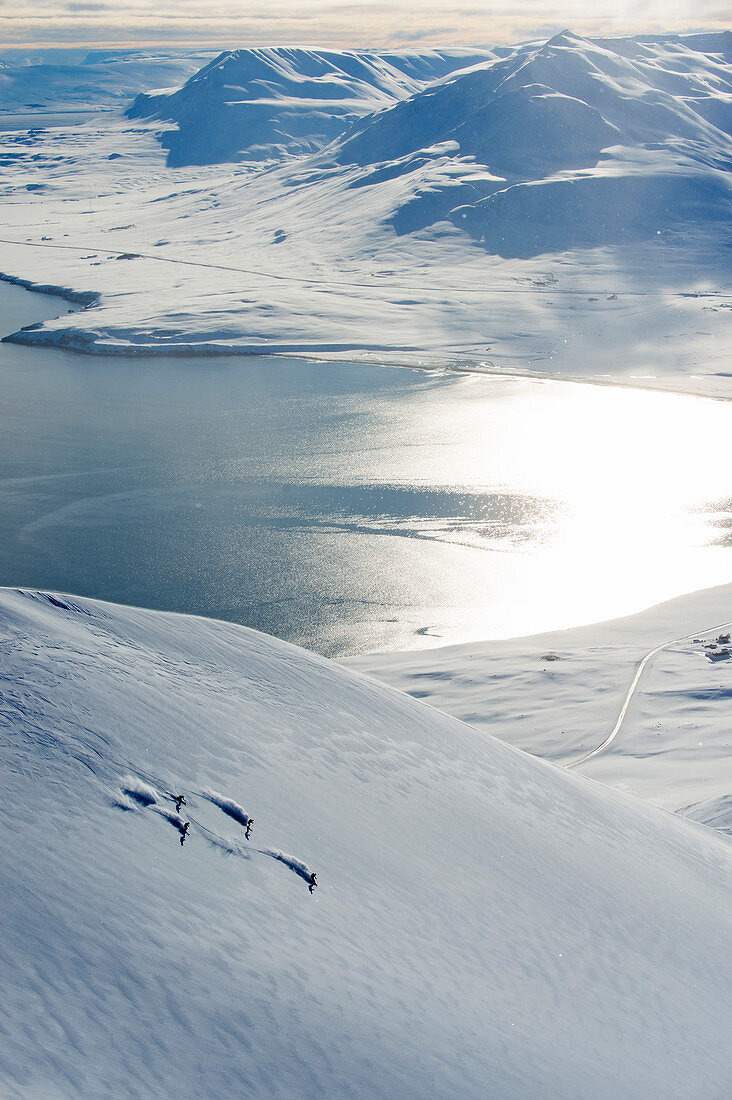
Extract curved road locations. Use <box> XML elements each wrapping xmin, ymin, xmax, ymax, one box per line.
<box><xmin>566</xmin><ymin>617</ymin><xmax>732</xmax><ymax>769</ymax></box>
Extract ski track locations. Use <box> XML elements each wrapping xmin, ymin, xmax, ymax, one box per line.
<box><xmin>3</xmin><ymin>591</ymin><xmax>315</xmax><ymax>889</ymax></box>
<box><xmin>121</xmin><ymin>776</ymin><xmax>158</xmax><ymax>806</ymax></box>
<box><xmin>114</xmin><ymin>776</ymin><xmax>313</xmax><ymax>886</ymax></box>
<box><xmin>201</xmin><ymin>789</ymin><xmax>253</xmax><ymax>828</ymax></box>
<box><xmin>151</xmin><ymin>805</ymin><xmax>187</xmax><ymax>831</ymax></box>
<box><xmin>260</xmin><ymin>849</ymin><xmax>315</xmax><ymax>883</ymax></box>
<box><xmin>2</xmin><ymin>585</ymin><xmax>731</xmax><ymax>1097</ymax></box>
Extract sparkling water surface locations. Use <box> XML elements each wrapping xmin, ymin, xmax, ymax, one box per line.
<box><xmin>2</xmin><ymin>280</ymin><xmax>731</xmax><ymax>655</ymax></box>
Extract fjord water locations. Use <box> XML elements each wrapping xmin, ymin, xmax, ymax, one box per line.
<box><xmin>2</xmin><ymin>281</ymin><xmax>732</xmax><ymax>655</ymax></box>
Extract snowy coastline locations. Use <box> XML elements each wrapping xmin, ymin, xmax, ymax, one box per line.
<box><xmin>1</xmin><ymin>31</ymin><xmax>730</xmax><ymax>396</ymax></box>
<box><xmin>3</xmin><ymin>261</ymin><xmax>732</xmax><ymax>405</ymax></box>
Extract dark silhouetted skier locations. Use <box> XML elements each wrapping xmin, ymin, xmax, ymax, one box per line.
<box><xmin>180</xmin><ymin>821</ymin><xmax>190</xmax><ymax>846</ymax></box>
<box><xmin>174</xmin><ymin>794</ymin><xmax>187</xmax><ymax>813</ymax></box>
<box><xmin>308</xmin><ymin>872</ymin><xmax>317</xmax><ymax>894</ymax></box>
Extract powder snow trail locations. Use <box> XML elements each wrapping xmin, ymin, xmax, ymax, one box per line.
<box><xmin>566</xmin><ymin>617</ymin><xmax>732</xmax><ymax>768</ymax></box>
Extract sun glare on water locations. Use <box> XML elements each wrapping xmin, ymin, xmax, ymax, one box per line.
<box><xmin>358</xmin><ymin>374</ymin><xmax>732</xmax><ymax>642</ymax></box>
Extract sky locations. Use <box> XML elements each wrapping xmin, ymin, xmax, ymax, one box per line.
<box><xmin>0</xmin><ymin>0</ymin><xmax>728</xmax><ymax>50</ymax></box>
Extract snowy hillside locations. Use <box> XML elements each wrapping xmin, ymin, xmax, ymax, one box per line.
<box><xmin>128</xmin><ymin>46</ymin><xmax>496</xmax><ymax>165</ymax></box>
<box><xmin>334</xmin><ymin>30</ymin><xmax>732</xmax><ymax>253</ymax></box>
<box><xmin>1</xmin><ymin>587</ymin><xmax>730</xmax><ymax>1097</ymax></box>
<box><xmin>0</xmin><ymin>48</ymin><xmax>219</xmax><ymax>112</ymax></box>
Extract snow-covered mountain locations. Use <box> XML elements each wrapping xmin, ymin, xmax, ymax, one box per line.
<box><xmin>1</xmin><ymin>33</ymin><xmax>731</xmax><ymax>379</ymax></box>
<box><xmin>128</xmin><ymin>46</ymin><xmax>497</xmax><ymax>164</ymax></box>
<box><xmin>126</xmin><ymin>32</ymin><xmax>732</xmax><ymax>252</ymax></box>
<box><xmin>1</xmin><ymin>587</ymin><xmax>730</xmax><ymax>1097</ymax></box>
<box><xmin>332</xmin><ymin>30</ymin><xmax>732</xmax><ymax>254</ymax></box>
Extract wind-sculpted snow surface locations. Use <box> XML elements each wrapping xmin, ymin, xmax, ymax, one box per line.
<box><xmin>0</xmin><ymin>587</ymin><xmax>730</xmax><ymax>1098</ymax></box>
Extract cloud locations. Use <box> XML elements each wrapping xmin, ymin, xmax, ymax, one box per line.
<box><xmin>1</xmin><ymin>0</ymin><xmax>727</xmax><ymax>48</ymax></box>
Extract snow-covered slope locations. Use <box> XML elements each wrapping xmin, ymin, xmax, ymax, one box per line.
<box><xmin>684</xmin><ymin>792</ymin><xmax>732</xmax><ymax>834</ymax></box>
<box><xmin>0</xmin><ymin>48</ymin><xmax>219</xmax><ymax>112</ymax></box>
<box><xmin>1</xmin><ymin>587</ymin><xmax>730</xmax><ymax>1097</ymax></box>
<box><xmin>128</xmin><ymin>46</ymin><xmax>496</xmax><ymax>165</ymax></box>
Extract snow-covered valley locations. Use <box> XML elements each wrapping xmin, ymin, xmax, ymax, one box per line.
<box><xmin>349</xmin><ymin>582</ymin><xmax>732</xmax><ymax>822</ymax></box>
<box><xmin>0</xmin><ymin>32</ymin><xmax>730</xmax><ymax>393</ymax></box>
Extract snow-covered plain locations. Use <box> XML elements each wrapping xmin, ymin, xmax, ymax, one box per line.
<box><xmin>0</xmin><ymin>32</ymin><xmax>730</xmax><ymax>394</ymax></box>
<box><xmin>347</xmin><ymin>582</ymin><xmax>732</xmax><ymax>825</ymax></box>
<box><xmin>1</xmin><ymin>587</ymin><xmax>730</xmax><ymax>1098</ymax></box>
<box><xmin>0</xmin><ymin>47</ymin><xmax>219</xmax><ymax>113</ymax></box>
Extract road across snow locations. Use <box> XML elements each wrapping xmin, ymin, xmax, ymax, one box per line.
<box><xmin>567</xmin><ymin>616</ymin><xmax>732</xmax><ymax>768</ymax></box>
<box><xmin>348</xmin><ymin>583</ymin><xmax>732</xmax><ymax>818</ymax></box>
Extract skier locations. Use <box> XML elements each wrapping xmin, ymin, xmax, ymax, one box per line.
<box><xmin>180</xmin><ymin>821</ymin><xmax>190</xmax><ymax>846</ymax></box>
<box><xmin>245</xmin><ymin>818</ymin><xmax>254</xmax><ymax>840</ymax></box>
<box><xmin>308</xmin><ymin>872</ymin><xmax>317</xmax><ymax>894</ymax></box>
<box><xmin>174</xmin><ymin>794</ymin><xmax>187</xmax><ymax>813</ymax></box>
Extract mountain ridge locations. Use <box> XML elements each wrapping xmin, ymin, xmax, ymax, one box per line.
<box><xmin>128</xmin><ymin>46</ymin><xmax>497</xmax><ymax>165</ymax></box>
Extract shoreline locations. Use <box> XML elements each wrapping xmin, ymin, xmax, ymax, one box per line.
<box><xmin>2</xmin><ymin>265</ymin><xmax>732</xmax><ymax>403</ymax></box>
<box><xmin>2</xmin><ymin>274</ymin><xmax>732</xmax><ymax>670</ymax></box>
